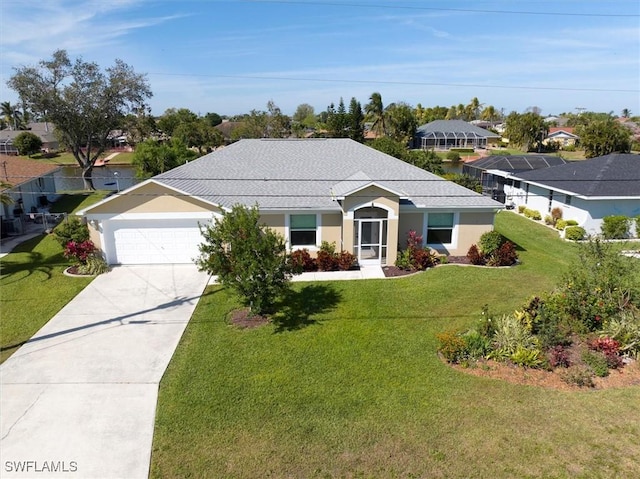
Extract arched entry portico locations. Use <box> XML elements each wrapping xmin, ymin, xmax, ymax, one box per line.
<box><xmin>353</xmin><ymin>206</ymin><xmax>389</xmax><ymax>265</ymax></box>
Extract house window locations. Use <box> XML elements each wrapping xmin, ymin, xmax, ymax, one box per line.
<box><xmin>427</xmin><ymin>213</ymin><xmax>454</xmax><ymax>244</ymax></box>
<box><xmin>290</xmin><ymin>214</ymin><xmax>317</xmax><ymax>246</ymax></box>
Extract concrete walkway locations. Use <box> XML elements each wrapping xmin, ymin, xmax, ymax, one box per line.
<box><xmin>0</xmin><ymin>265</ymin><xmax>211</xmax><ymax>479</ymax></box>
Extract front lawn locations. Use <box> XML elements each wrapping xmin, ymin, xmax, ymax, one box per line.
<box><xmin>0</xmin><ymin>193</ymin><xmax>106</xmax><ymax>363</ymax></box>
<box><xmin>151</xmin><ymin>213</ymin><xmax>640</xmax><ymax>478</ymax></box>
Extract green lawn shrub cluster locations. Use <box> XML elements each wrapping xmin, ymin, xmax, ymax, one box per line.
<box><xmin>555</xmin><ymin>219</ymin><xmax>578</xmax><ymax>231</ymax></box>
<box><xmin>466</xmin><ymin>231</ymin><xmax>518</xmax><ymax>266</ymax></box>
<box><xmin>601</xmin><ymin>215</ymin><xmax>631</xmax><ymax>239</ymax></box>
<box><xmin>523</xmin><ymin>208</ymin><xmax>542</xmax><ymax>220</ymax></box>
<box><xmin>395</xmin><ymin>230</ymin><xmax>439</xmax><ymax>271</ymax></box>
<box><xmin>291</xmin><ymin>242</ymin><xmax>357</xmax><ymax>272</ymax></box>
<box><xmin>439</xmin><ymin>238</ymin><xmax>640</xmax><ymax>386</ymax></box>
<box><xmin>564</xmin><ymin>226</ymin><xmax>586</xmax><ymax>241</ymax></box>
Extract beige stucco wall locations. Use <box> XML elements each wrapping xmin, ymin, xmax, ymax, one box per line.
<box><xmin>447</xmin><ymin>211</ymin><xmax>495</xmax><ymax>256</ymax></box>
<box><xmin>321</xmin><ymin>213</ymin><xmax>343</xmax><ymax>250</ymax></box>
<box><xmin>342</xmin><ymin>185</ymin><xmax>400</xmax><ymax>217</ymax></box>
<box><xmin>259</xmin><ymin>214</ymin><xmax>285</xmax><ymax>237</ymax></box>
<box><xmin>86</xmin><ymin>182</ymin><xmax>217</xmax><ymax>214</ymax></box>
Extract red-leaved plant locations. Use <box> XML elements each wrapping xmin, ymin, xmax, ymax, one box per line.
<box><xmin>589</xmin><ymin>337</ymin><xmax>623</xmax><ymax>369</ymax></box>
<box><xmin>64</xmin><ymin>240</ymin><xmax>96</xmax><ymax>264</ymax></box>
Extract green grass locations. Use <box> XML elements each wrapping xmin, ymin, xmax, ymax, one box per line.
<box><xmin>0</xmin><ymin>193</ymin><xmax>105</xmax><ymax>363</ymax></box>
<box><xmin>151</xmin><ymin>212</ymin><xmax>640</xmax><ymax>478</ymax></box>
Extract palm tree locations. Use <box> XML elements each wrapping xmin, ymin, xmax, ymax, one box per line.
<box><xmin>365</xmin><ymin>92</ymin><xmax>386</xmax><ymax>136</ymax></box>
<box><xmin>481</xmin><ymin>105</ymin><xmax>498</xmax><ymax>126</ymax></box>
<box><xmin>467</xmin><ymin>97</ymin><xmax>484</xmax><ymax>120</ymax></box>
<box><xmin>621</xmin><ymin>108</ymin><xmax>631</xmax><ymax>119</ymax></box>
<box><xmin>1</xmin><ymin>181</ymin><xmax>13</xmax><ymax>206</ymax></box>
<box><xmin>1</xmin><ymin>102</ymin><xmax>20</xmax><ymax>130</ymax></box>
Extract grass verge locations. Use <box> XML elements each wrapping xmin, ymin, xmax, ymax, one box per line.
<box><xmin>0</xmin><ymin>193</ymin><xmax>105</xmax><ymax>363</ymax></box>
<box><xmin>151</xmin><ymin>212</ymin><xmax>640</xmax><ymax>478</ymax></box>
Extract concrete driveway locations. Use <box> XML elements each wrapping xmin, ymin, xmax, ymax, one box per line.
<box><xmin>0</xmin><ymin>265</ymin><xmax>211</xmax><ymax>479</ymax></box>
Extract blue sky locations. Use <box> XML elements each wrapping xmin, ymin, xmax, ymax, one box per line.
<box><xmin>1</xmin><ymin>0</ymin><xmax>639</xmax><ymax>118</ymax></box>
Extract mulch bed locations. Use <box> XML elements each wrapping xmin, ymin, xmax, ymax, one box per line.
<box><xmin>229</xmin><ymin>308</ymin><xmax>270</xmax><ymax>329</ymax></box>
<box><xmin>383</xmin><ymin>256</ymin><xmax>471</xmax><ymax>277</ymax></box>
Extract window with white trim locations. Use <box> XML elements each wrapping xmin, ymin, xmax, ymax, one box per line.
<box><xmin>427</xmin><ymin>213</ymin><xmax>454</xmax><ymax>244</ymax></box>
<box><xmin>290</xmin><ymin>214</ymin><xmax>317</xmax><ymax>246</ymax></box>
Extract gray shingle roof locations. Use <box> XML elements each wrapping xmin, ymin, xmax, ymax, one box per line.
<box><xmin>415</xmin><ymin>120</ymin><xmax>500</xmax><ymax>139</ymax></box>
<box><xmin>155</xmin><ymin>139</ymin><xmax>501</xmax><ymax>210</ymax></box>
<box><xmin>465</xmin><ymin>155</ymin><xmax>567</xmax><ymax>173</ymax></box>
<box><xmin>515</xmin><ymin>153</ymin><xmax>640</xmax><ymax>197</ymax></box>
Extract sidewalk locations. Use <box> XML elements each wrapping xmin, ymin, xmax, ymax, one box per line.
<box><xmin>292</xmin><ymin>264</ymin><xmax>385</xmax><ymax>281</ymax></box>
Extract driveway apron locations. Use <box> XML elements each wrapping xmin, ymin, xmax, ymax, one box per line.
<box><xmin>0</xmin><ymin>265</ymin><xmax>210</xmax><ymax>479</ymax></box>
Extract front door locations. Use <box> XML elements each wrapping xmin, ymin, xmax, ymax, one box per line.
<box><xmin>357</xmin><ymin>219</ymin><xmax>387</xmax><ymax>265</ymax></box>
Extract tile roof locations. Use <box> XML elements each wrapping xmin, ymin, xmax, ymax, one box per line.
<box><xmin>0</xmin><ymin>155</ymin><xmax>61</xmax><ymax>190</ymax></box>
<box><xmin>515</xmin><ymin>153</ymin><xmax>640</xmax><ymax>197</ymax></box>
<box><xmin>415</xmin><ymin>120</ymin><xmax>500</xmax><ymax>138</ymax></box>
<box><xmin>155</xmin><ymin>139</ymin><xmax>501</xmax><ymax>211</ymax></box>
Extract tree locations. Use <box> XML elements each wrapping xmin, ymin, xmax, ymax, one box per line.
<box><xmin>365</xmin><ymin>92</ymin><xmax>386</xmax><ymax>136</ymax></box>
<box><xmin>326</xmin><ymin>98</ymin><xmax>348</xmax><ymax>138</ymax></box>
<box><xmin>1</xmin><ymin>181</ymin><xmax>13</xmax><ymax>205</ymax></box>
<box><xmin>132</xmin><ymin>138</ymin><xmax>197</xmax><ymax>178</ymax></box>
<box><xmin>385</xmin><ymin>102</ymin><xmax>417</xmax><ymax>144</ymax></box>
<box><xmin>621</xmin><ymin>109</ymin><xmax>631</xmax><ymax>119</ymax></box>
<box><xmin>1</xmin><ymin>101</ymin><xmax>21</xmax><ymax>130</ymax></box>
<box><xmin>157</xmin><ymin>108</ymin><xmax>198</xmax><ymax>136</ymax></box>
<box><xmin>467</xmin><ymin>97</ymin><xmax>483</xmax><ymax>120</ymax></box>
<box><xmin>576</xmin><ymin>119</ymin><xmax>631</xmax><ymax>158</ymax></box>
<box><xmin>8</xmin><ymin>50</ymin><xmax>151</xmax><ymax>190</ymax></box>
<box><xmin>266</xmin><ymin>100</ymin><xmax>290</xmax><ymax>138</ymax></box>
<box><xmin>369</xmin><ymin>136</ymin><xmax>407</xmax><ymax>160</ymax></box>
<box><xmin>13</xmin><ymin>131</ymin><xmax>42</xmax><ymax>156</ymax></box>
<box><xmin>196</xmin><ymin>204</ymin><xmax>298</xmax><ymax>315</ymax></box>
<box><xmin>292</xmin><ymin>103</ymin><xmax>316</xmax><ymax>129</ymax></box>
<box><xmin>406</xmin><ymin>149</ymin><xmax>443</xmax><ymax>174</ymax></box>
<box><xmin>203</xmin><ymin>112</ymin><xmax>223</xmax><ymax>127</ymax></box>
<box><xmin>347</xmin><ymin>97</ymin><xmax>364</xmax><ymax>142</ymax></box>
<box><xmin>480</xmin><ymin>105</ymin><xmax>500</xmax><ymax>126</ymax></box>
<box><xmin>121</xmin><ymin>106</ymin><xmax>156</xmax><ymax>146</ymax></box>
<box><xmin>504</xmin><ymin>112</ymin><xmax>548</xmax><ymax>152</ymax></box>
<box><xmin>173</xmin><ymin>120</ymin><xmax>223</xmax><ymax>154</ymax></box>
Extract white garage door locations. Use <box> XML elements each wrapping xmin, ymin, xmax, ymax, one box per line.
<box><xmin>105</xmin><ymin>219</ymin><xmax>206</xmax><ymax>264</ymax></box>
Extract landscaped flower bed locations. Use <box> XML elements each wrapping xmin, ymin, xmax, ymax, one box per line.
<box><xmin>437</xmin><ymin>238</ymin><xmax>640</xmax><ymax>388</ymax></box>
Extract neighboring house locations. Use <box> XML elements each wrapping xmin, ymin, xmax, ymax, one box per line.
<box><xmin>414</xmin><ymin>120</ymin><xmax>501</xmax><ymax>150</ymax></box>
<box><xmin>79</xmin><ymin>139</ymin><xmax>503</xmax><ymax>265</ymax></box>
<box><xmin>0</xmin><ymin>122</ymin><xmax>59</xmax><ymax>155</ymax></box>
<box><xmin>0</xmin><ymin>155</ymin><xmax>61</xmax><ymax>236</ymax></box>
<box><xmin>502</xmin><ymin>153</ymin><xmax>640</xmax><ymax>234</ymax></box>
<box><xmin>214</xmin><ymin>120</ymin><xmax>244</xmax><ymax>143</ymax></box>
<box><xmin>463</xmin><ymin>155</ymin><xmax>567</xmax><ymax>203</ymax></box>
<box><xmin>544</xmin><ymin>127</ymin><xmax>579</xmax><ymax>148</ymax></box>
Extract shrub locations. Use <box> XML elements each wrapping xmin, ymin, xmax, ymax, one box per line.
<box><xmin>560</xmin><ymin>365</ymin><xmax>594</xmax><ymax>387</ymax></box>
<box><xmin>565</xmin><ymin>220</ymin><xmax>578</xmax><ymax>226</ymax></box>
<box><xmin>523</xmin><ymin>208</ymin><xmax>542</xmax><ymax>220</ymax></box>
<box><xmin>337</xmin><ymin>251</ymin><xmax>357</xmax><ymax>271</ymax></box>
<box><xmin>446</xmin><ymin>151</ymin><xmax>461</xmax><ymax>163</ymax></box>
<box><xmin>517</xmin><ymin>205</ymin><xmax>526</xmax><ymax>214</ymax></box>
<box><xmin>487</xmin><ymin>241</ymin><xmax>518</xmax><ymax>267</ymax></box>
<box><xmin>412</xmin><ymin>247</ymin><xmax>438</xmax><ymax>270</ymax></box>
<box><xmin>63</xmin><ymin>240</ymin><xmax>96</xmax><ymax>264</ymax></box>
<box><xmin>581</xmin><ymin>350</ymin><xmax>610</xmax><ymax>377</ymax></box>
<box><xmin>544</xmin><ymin>215</ymin><xmax>554</xmax><ymax>225</ymax></box>
<box><xmin>463</xmin><ymin>330</ymin><xmax>491</xmax><ymax>360</ymax></box>
<box><xmin>489</xmin><ymin>314</ymin><xmax>538</xmax><ymax>359</ymax></box>
<box><xmin>601</xmin><ymin>310</ymin><xmax>640</xmax><ymax>359</ymax></box>
<box><xmin>548</xmin><ymin>345</ymin><xmax>571</xmax><ymax>368</ymax></box>
<box><xmin>564</xmin><ymin>226</ymin><xmax>585</xmax><ymax>241</ymax></box>
<box><xmin>467</xmin><ymin>244</ymin><xmax>486</xmax><ymax>265</ymax></box>
<box><xmin>395</xmin><ymin>249</ymin><xmax>413</xmax><ymax>270</ymax></box>
<box><xmin>510</xmin><ymin>347</ymin><xmax>545</xmax><ymax>369</ymax></box>
<box><xmin>77</xmin><ymin>255</ymin><xmax>110</xmax><ymax>275</ymax></box>
<box><xmin>316</xmin><ymin>250</ymin><xmax>338</xmax><ymax>271</ymax></box>
<box><xmin>478</xmin><ymin>230</ymin><xmax>506</xmax><ymax>255</ymax></box>
<box><xmin>636</xmin><ymin>216</ymin><xmax>640</xmax><ymax>238</ymax></box>
<box><xmin>601</xmin><ymin>215</ymin><xmax>630</xmax><ymax>239</ymax></box>
<box><xmin>555</xmin><ymin>219</ymin><xmax>567</xmax><ymax>231</ymax></box>
<box><xmin>290</xmin><ymin>249</ymin><xmax>317</xmax><ymax>272</ymax></box>
<box><xmin>551</xmin><ymin>207</ymin><xmax>563</xmax><ymax>224</ymax></box>
<box><xmin>54</xmin><ymin>217</ymin><xmax>90</xmax><ymax>246</ymax></box>
<box><xmin>588</xmin><ymin>337</ymin><xmax>623</xmax><ymax>369</ymax></box>
<box><xmin>436</xmin><ymin>330</ymin><xmax>468</xmax><ymax>363</ymax></box>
